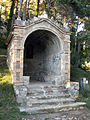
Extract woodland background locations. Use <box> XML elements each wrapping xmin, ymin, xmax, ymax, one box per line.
<box><xmin>0</xmin><ymin>0</ymin><xmax>90</xmax><ymax>119</ymax></box>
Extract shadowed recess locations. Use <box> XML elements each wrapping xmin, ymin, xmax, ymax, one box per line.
<box><xmin>23</xmin><ymin>30</ymin><xmax>61</xmax><ymax>82</ymax></box>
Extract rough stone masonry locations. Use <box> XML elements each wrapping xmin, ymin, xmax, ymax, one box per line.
<box><xmin>6</xmin><ymin>11</ymin><xmax>83</xmax><ymax>113</ymax></box>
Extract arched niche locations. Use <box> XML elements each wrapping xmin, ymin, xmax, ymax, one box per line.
<box><xmin>23</xmin><ymin>30</ymin><xmax>61</xmax><ymax>84</ymax></box>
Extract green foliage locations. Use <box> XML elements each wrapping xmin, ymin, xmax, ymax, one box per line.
<box><xmin>71</xmin><ymin>66</ymin><xmax>90</xmax><ymax>83</ymax></box>
<box><xmin>0</xmin><ymin>21</ymin><xmax>7</xmax><ymax>48</ymax></box>
<box><xmin>57</xmin><ymin>0</ymin><xmax>89</xmax><ymax>17</ymax></box>
<box><xmin>70</xmin><ymin>23</ymin><xmax>90</xmax><ymax>71</ymax></box>
<box><xmin>0</xmin><ymin>37</ymin><xmax>6</xmax><ymax>48</ymax></box>
<box><xmin>70</xmin><ymin>27</ymin><xmax>76</xmax><ymax>65</ymax></box>
<box><xmin>77</xmin><ymin>30</ymin><xmax>90</xmax><ymax>71</ymax></box>
<box><xmin>78</xmin><ymin>31</ymin><xmax>90</xmax><ymax>40</ymax></box>
<box><xmin>85</xmin><ymin>21</ymin><xmax>90</xmax><ymax>31</ymax></box>
<box><xmin>86</xmin><ymin>99</ymin><xmax>90</xmax><ymax>109</ymax></box>
<box><xmin>45</xmin><ymin>118</ymin><xmax>49</xmax><ymax>120</ymax></box>
<box><xmin>71</xmin><ymin>65</ymin><xmax>90</xmax><ymax>109</ymax></box>
<box><xmin>0</xmin><ymin>83</ymin><xmax>22</xmax><ymax>120</ymax></box>
<box><xmin>76</xmin><ymin>96</ymin><xmax>90</xmax><ymax>109</ymax></box>
<box><xmin>76</xmin><ymin>86</ymin><xmax>90</xmax><ymax>109</ymax></box>
<box><xmin>0</xmin><ymin>49</ymin><xmax>7</xmax><ymax>55</ymax></box>
<box><xmin>80</xmin><ymin>86</ymin><xmax>90</xmax><ymax>98</ymax></box>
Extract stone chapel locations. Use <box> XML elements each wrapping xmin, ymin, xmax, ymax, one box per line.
<box><xmin>6</xmin><ymin>0</ymin><xmax>85</xmax><ymax>113</ymax></box>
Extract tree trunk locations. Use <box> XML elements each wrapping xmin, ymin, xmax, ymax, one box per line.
<box><xmin>77</xmin><ymin>42</ymin><xmax>81</xmax><ymax>67</ymax></box>
<box><xmin>5</xmin><ymin>7</ymin><xmax>8</xmax><ymax>21</ymax></box>
<box><xmin>74</xmin><ymin>31</ymin><xmax>77</xmax><ymax>55</ymax></box>
<box><xmin>36</xmin><ymin>0</ymin><xmax>40</xmax><ymax>17</ymax></box>
<box><xmin>18</xmin><ymin>0</ymin><xmax>23</xmax><ymax>20</ymax></box>
<box><xmin>23</xmin><ymin>0</ymin><xmax>27</xmax><ymax>21</ymax></box>
<box><xmin>47</xmin><ymin>0</ymin><xmax>50</xmax><ymax>17</ymax></box>
<box><xmin>44</xmin><ymin>0</ymin><xmax>46</xmax><ymax>10</ymax></box>
<box><xmin>28</xmin><ymin>0</ymin><xmax>30</xmax><ymax>19</ymax></box>
<box><xmin>7</xmin><ymin>0</ymin><xmax>15</xmax><ymax>35</ymax></box>
<box><xmin>0</xmin><ymin>6</ymin><xmax>2</xmax><ymax>22</ymax></box>
<box><xmin>13</xmin><ymin>0</ymin><xmax>19</xmax><ymax>23</ymax></box>
<box><xmin>63</xmin><ymin>16</ymin><xmax>66</xmax><ymax>27</ymax></box>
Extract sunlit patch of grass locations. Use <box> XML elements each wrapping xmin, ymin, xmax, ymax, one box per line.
<box><xmin>0</xmin><ymin>66</ymin><xmax>12</xmax><ymax>84</ymax></box>
<box><xmin>0</xmin><ymin>74</ymin><xmax>12</xmax><ymax>84</ymax></box>
<box><xmin>0</xmin><ymin>55</ymin><xmax>7</xmax><ymax>57</ymax></box>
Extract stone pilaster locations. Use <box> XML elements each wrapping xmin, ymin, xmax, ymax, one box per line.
<box><xmin>64</xmin><ymin>34</ymin><xmax>71</xmax><ymax>83</ymax></box>
<box><xmin>12</xmin><ymin>36</ymin><xmax>24</xmax><ymax>84</ymax></box>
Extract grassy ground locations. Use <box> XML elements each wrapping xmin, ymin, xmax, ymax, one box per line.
<box><xmin>0</xmin><ymin>48</ymin><xmax>90</xmax><ymax>120</ymax></box>
<box><xmin>0</xmin><ymin>49</ymin><xmax>22</xmax><ymax>120</ymax></box>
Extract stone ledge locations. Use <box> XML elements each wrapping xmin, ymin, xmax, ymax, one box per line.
<box><xmin>19</xmin><ymin>102</ymin><xmax>86</xmax><ymax>114</ymax></box>
<box><xmin>66</xmin><ymin>82</ymin><xmax>79</xmax><ymax>99</ymax></box>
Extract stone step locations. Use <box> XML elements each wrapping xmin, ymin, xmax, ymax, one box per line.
<box><xmin>27</xmin><ymin>88</ymin><xmax>67</xmax><ymax>92</ymax></box>
<box><xmin>27</xmin><ymin>90</ymin><xmax>68</xmax><ymax>97</ymax></box>
<box><xmin>26</xmin><ymin>98</ymin><xmax>74</xmax><ymax>106</ymax></box>
<box><xmin>27</xmin><ymin>86</ymin><xmax>68</xmax><ymax>94</ymax></box>
<box><xmin>27</xmin><ymin>93</ymin><xmax>70</xmax><ymax>99</ymax></box>
<box><xmin>27</xmin><ymin>84</ymin><xmax>66</xmax><ymax>89</ymax></box>
<box><xmin>27</xmin><ymin>88</ymin><xmax>69</xmax><ymax>99</ymax></box>
<box><xmin>20</xmin><ymin>102</ymin><xmax>86</xmax><ymax>114</ymax></box>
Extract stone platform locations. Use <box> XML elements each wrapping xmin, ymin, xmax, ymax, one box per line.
<box><xmin>14</xmin><ymin>82</ymin><xmax>86</xmax><ymax>114</ymax></box>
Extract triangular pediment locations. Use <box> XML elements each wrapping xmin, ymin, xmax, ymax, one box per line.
<box><xmin>14</xmin><ymin>18</ymin><xmax>70</xmax><ymax>34</ymax></box>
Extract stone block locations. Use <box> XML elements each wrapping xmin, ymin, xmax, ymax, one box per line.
<box><xmin>68</xmin><ymin>82</ymin><xmax>79</xmax><ymax>99</ymax></box>
<box><xmin>17</xmin><ymin>96</ymin><xmax>23</xmax><ymax>103</ymax></box>
<box><xmin>17</xmin><ymin>50</ymin><xmax>20</xmax><ymax>58</ymax></box>
<box><xmin>16</xmin><ymin>61</ymin><xmax>20</xmax><ymax>69</ymax></box>
<box><xmin>16</xmin><ymin>72</ymin><xmax>20</xmax><ymax>81</ymax></box>
<box><xmin>15</xmin><ymin>19</ymin><xmax>27</xmax><ymax>26</ymax></box>
<box><xmin>23</xmin><ymin>76</ymin><xmax>30</xmax><ymax>86</ymax></box>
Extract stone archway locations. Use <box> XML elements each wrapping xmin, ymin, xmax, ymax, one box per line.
<box><xmin>6</xmin><ymin>18</ymin><xmax>80</xmax><ymax>111</ymax></box>
<box><xmin>23</xmin><ymin>30</ymin><xmax>61</xmax><ymax>84</ymax></box>
<box><xmin>6</xmin><ymin>18</ymin><xmax>71</xmax><ymax>85</ymax></box>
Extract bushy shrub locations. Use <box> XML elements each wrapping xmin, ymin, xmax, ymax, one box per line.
<box><xmin>86</xmin><ymin>99</ymin><xmax>90</xmax><ymax>109</ymax></box>
<box><xmin>80</xmin><ymin>86</ymin><xmax>90</xmax><ymax>98</ymax></box>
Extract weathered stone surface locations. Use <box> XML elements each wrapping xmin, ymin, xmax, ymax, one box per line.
<box><xmin>68</xmin><ymin>82</ymin><xmax>79</xmax><ymax>99</ymax></box>
<box><xmin>6</xmin><ymin>18</ymin><xmax>81</xmax><ymax>114</ymax></box>
<box><xmin>7</xmin><ymin>18</ymin><xmax>70</xmax><ymax>84</ymax></box>
<box><xmin>14</xmin><ymin>85</ymin><xmax>27</xmax><ymax>104</ymax></box>
<box><xmin>21</xmin><ymin>108</ymin><xmax>90</xmax><ymax>120</ymax></box>
<box><xmin>23</xmin><ymin>76</ymin><xmax>30</xmax><ymax>86</ymax></box>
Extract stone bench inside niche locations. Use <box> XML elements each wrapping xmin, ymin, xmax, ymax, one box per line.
<box><xmin>23</xmin><ymin>76</ymin><xmax>30</xmax><ymax>86</ymax></box>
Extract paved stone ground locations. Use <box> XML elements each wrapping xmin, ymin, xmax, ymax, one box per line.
<box><xmin>22</xmin><ymin>108</ymin><xmax>90</xmax><ymax>120</ymax></box>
